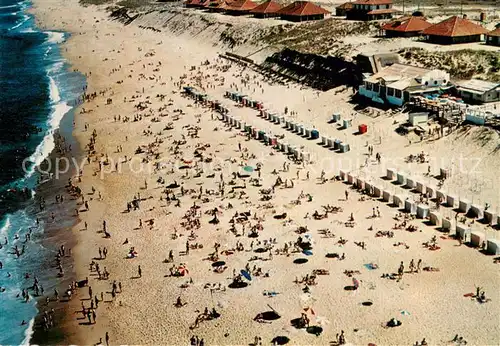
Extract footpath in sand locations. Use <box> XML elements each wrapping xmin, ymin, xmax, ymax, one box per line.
<box><xmin>32</xmin><ymin>0</ymin><xmax>500</xmax><ymax>345</ymax></box>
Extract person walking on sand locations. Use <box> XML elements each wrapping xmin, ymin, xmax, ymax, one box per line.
<box><xmin>105</xmin><ymin>332</ymin><xmax>109</xmax><ymax>346</ymax></box>
<box><xmin>138</xmin><ymin>265</ymin><xmax>142</xmax><ymax>278</ymax></box>
<box><xmin>345</xmin><ymin>190</ymin><xmax>349</xmax><ymax>201</ymax></box>
<box><xmin>398</xmin><ymin>261</ymin><xmax>404</xmax><ymax>279</ymax></box>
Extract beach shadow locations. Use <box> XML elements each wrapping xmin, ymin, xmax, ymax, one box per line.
<box><xmin>271</xmin><ymin>336</ymin><xmax>290</xmax><ymax>345</ymax></box>
<box><xmin>344</xmin><ymin>285</ymin><xmax>357</xmax><ymax>291</ymax></box>
<box><xmin>361</xmin><ymin>301</ymin><xmax>373</xmax><ymax>306</ymax></box>
<box><xmin>306</xmin><ymin>325</ymin><xmax>323</xmax><ymax>336</ymax></box>
<box><xmin>228</xmin><ymin>281</ymin><xmax>248</xmax><ymax>289</ymax></box>
<box><xmin>290</xmin><ymin>318</ymin><xmax>305</xmax><ymax>329</ymax></box>
<box><xmin>78</xmin><ymin>321</ymin><xmax>94</xmax><ymax>326</ymax></box>
<box><xmin>255</xmin><ymin>311</ymin><xmax>281</xmax><ymax>321</ymax></box>
<box><xmin>130</xmin><ymin>276</ymin><xmax>141</xmax><ymax>280</ymax></box>
<box><xmin>293</xmin><ymin>258</ymin><xmax>308</xmax><ymax>264</ymax></box>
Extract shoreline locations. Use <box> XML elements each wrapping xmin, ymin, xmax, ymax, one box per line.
<box><xmin>0</xmin><ymin>0</ymin><xmax>87</xmax><ymax>343</ymax></box>
<box><xmin>29</xmin><ymin>0</ymin><xmax>500</xmax><ymax>344</ymax></box>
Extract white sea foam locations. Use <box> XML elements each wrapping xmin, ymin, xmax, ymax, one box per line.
<box><xmin>49</xmin><ymin>76</ymin><xmax>61</xmax><ymax>103</ymax></box>
<box><xmin>20</xmin><ymin>317</ymin><xmax>35</xmax><ymax>346</ymax></box>
<box><xmin>45</xmin><ymin>31</ymin><xmax>65</xmax><ymax>44</ymax></box>
<box><xmin>20</xmin><ymin>27</ymin><xmax>35</xmax><ymax>33</ymax></box>
<box><xmin>0</xmin><ymin>216</ymin><xmax>11</xmax><ymax>236</ymax></box>
<box><xmin>25</xmin><ymin>75</ymin><xmax>72</xmax><ymax>178</ymax></box>
<box><xmin>8</xmin><ymin>14</ymin><xmax>28</xmax><ymax>30</ymax></box>
<box><xmin>0</xmin><ymin>4</ymin><xmax>19</xmax><ymax>9</ymax></box>
<box><xmin>25</xmin><ymin>102</ymin><xmax>72</xmax><ymax>178</ymax></box>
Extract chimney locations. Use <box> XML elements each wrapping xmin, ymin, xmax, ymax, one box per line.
<box><xmin>462</xmin><ymin>14</ymin><xmax>467</xmax><ymax>19</ymax></box>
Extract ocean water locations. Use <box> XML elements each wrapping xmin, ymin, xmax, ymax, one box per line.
<box><xmin>0</xmin><ymin>0</ymin><xmax>85</xmax><ymax>343</ymax></box>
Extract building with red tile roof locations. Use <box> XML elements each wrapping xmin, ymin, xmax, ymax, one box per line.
<box><xmin>277</xmin><ymin>1</ymin><xmax>330</xmax><ymax>22</ymax></box>
<box><xmin>208</xmin><ymin>0</ymin><xmax>233</xmax><ymax>11</ymax></box>
<box><xmin>422</xmin><ymin>15</ymin><xmax>488</xmax><ymax>44</ymax></box>
<box><xmin>335</xmin><ymin>2</ymin><xmax>353</xmax><ymax>17</ymax></box>
<box><xmin>250</xmin><ymin>0</ymin><xmax>282</xmax><ymax>18</ymax></box>
<box><xmin>346</xmin><ymin>0</ymin><xmax>396</xmax><ymax>20</ymax></box>
<box><xmin>224</xmin><ymin>0</ymin><xmax>258</xmax><ymax>14</ymax></box>
<box><xmin>381</xmin><ymin>16</ymin><xmax>432</xmax><ymax>37</ymax></box>
<box><xmin>486</xmin><ymin>26</ymin><xmax>500</xmax><ymax>46</ymax></box>
<box><xmin>184</xmin><ymin>0</ymin><xmax>209</xmax><ymax>8</ymax></box>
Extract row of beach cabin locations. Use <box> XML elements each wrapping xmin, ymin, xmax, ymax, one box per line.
<box><xmin>380</xmin><ymin>14</ymin><xmax>500</xmax><ymax>46</ymax></box>
<box><xmin>181</xmin><ymin>86</ymin><xmax>500</xmax><ymax>256</ymax></box>
<box><xmin>186</xmin><ymin>0</ymin><xmax>500</xmax><ymax>45</ymax></box>
<box><xmin>185</xmin><ymin>0</ymin><xmax>330</xmax><ymax>22</ymax></box>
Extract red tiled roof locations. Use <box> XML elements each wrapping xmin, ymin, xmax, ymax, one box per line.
<box><xmin>213</xmin><ymin>0</ymin><xmax>233</xmax><ymax>9</ymax></box>
<box><xmin>185</xmin><ymin>0</ymin><xmax>209</xmax><ymax>6</ymax></box>
<box><xmin>277</xmin><ymin>1</ymin><xmax>330</xmax><ymax>16</ymax></box>
<box><xmin>366</xmin><ymin>8</ymin><xmax>397</xmax><ymax>14</ymax></box>
<box><xmin>487</xmin><ymin>27</ymin><xmax>500</xmax><ymax>37</ymax></box>
<box><xmin>225</xmin><ymin>0</ymin><xmax>258</xmax><ymax>11</ymax></box>
<box><xmin>336</xmin><ymin>2</ymin><xmax>354</xmax><ymax>9</ymax></box>
<box><xmin>250</xmin><ymin>0</ymin><xmax>282</xmax><ymax>14</ymax></box>
<box><xmin>382</xmin><ymin>16</ymin><xmax>432</xmax><ymax>32</ymax></box>
<box><xmin>422</xmin><ymin>16</ymin><xmax>488</xmax><ymax>37</ymax></box>
<box><xmin>352</xmin><ymin>0</ymin><xmax>392</xmax><ymax>5</ymax></box>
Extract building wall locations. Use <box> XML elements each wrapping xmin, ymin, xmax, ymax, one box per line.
<box><xmin>281</xmin><ymin>13</ymin><xmax>325</xmax><ymax>22</ymax></box>
<box><xmin>336</xmin><ymin>8</ymin><xmax>347</xmax><ymax>16</ymax></box>
<box><xmin>359</xmin><ymin>85</ymin><xmax>379</xmax><ymax>99</ymax></box>
<box><xmin>458</xmin><ymin>89</ymin><xmax>500</xmax><ymax>103</ymax></box>
<box><xmin>385</xmin><ymin>30</ymin><xmax>420</xmax><ymax>37</ymax></box>
<box><xmin>486</xmin><ymin>35</ymin><xmax>500</xmax><ymax>46</ymax></box>
<box><xmin>386</xmin><ymin>95</ymin><xmax>404</xmax><ymax>106</ymax></box>
<box><xmin>427</xmin><ymin>34</ymin><xmax>482</xmax><ymax>45</ymax></box>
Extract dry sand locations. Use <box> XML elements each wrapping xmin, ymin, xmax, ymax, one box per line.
<box><xmin>31</xmin><ymin>0</ymin><xmax>500</xmax><ymax>344</ymax></box>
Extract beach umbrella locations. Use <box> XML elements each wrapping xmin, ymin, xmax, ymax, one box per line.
<box><xmin>243</xmin><ymin>165</ymin><xmax>254</xmax><ymax>173</ymax></box>
<box><xmin>302</xmin><ymin>249</ymin><xmax>313</xmax><ymax>256</ymax></box>
<box><xmin>241</xmin><ymin>269</ymin><xmax>252</xmax><ymax>281</ymax></box>
<box><xmin>178</xmin><ymin>266</ymin><xmax>189</xmax><ymax>276</ymax></box>
<box><xmin>400</xmin><ymin>310</ymin><xmax>411</xmax><ymax>316</ymax></box>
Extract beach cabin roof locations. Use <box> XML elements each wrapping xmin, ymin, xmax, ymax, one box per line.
<box><xmin>455</xmin><ymin>79</ymin><xmax>500</xmax><ymax>95</ymax></box>
<box><xmin>352</xmin><ymin>0</ymin><xmax>392</xmax><ymax>5</ymax></box>
<box><xmin>422</xmin><ymin>16</ymin><xmax>488</xmax><ymax>37</ymax></box>
<box><xmin>336</xmin><ymin>1</ymin><xmax>354</xmax><ymax>9</ymax></box>
<box><xmin>366</xmin><ymin>9</ymin><xmax>398</xmax><ymax>15</ymax></box>
<box><xmin>382</xmin><ymin>16</ymin><xmax>432</xmax><ymax>33</ymax></box>
<box><xmin>487</xmin><ymin>26</ymin><xmax>500</xmax><ymax>37</ymax></box>
<box><xmin>365</xmin><ymin>63</ymin><xmax>431</xmax><ymax>84</ymax></box>
<box><xmin>277</xmin><ymin>1</ymin><xmax>330</xmax><ymax>16</ymax></box>
<box><xmin>225</xmin><ymin>0</ymin><xmax>258</xmax><ymax>11</ymax></box>
<box><xmin>250</xmin><ymin>0</ymin><xmax>282</xmax><ymax>14</ymax></box>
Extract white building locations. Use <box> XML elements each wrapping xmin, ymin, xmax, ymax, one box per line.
<box><xmin>455</xmin><ymin>79</ymin><xmax>500</xmax><ymax>104</ymax></box>
<box><xmin>359</xmin><ymin>63</ymin><xmax>451</xmax><ymax>107</ymax></box>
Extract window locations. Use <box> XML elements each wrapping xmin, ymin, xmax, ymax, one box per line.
<box><xmin>387</xmin><ymin>88</ymin><xmax>394</xmax><ymax>96</ymax></box>
<box><xmin>373</xmin><ymin>84</ymin><xmax>380</xmax><ymax>92</ymax></box>
<box><xmin>395</xmin><ymin>89</ymin><xmax>402</xmax><ymax>98</ymax></box>
<box><xmin>365</xmin><ymin>82</ymin><xmax>372</xmax><ymax>90</ymax></box>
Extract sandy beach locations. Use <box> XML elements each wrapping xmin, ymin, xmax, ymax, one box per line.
<box><xmin>29</xmin><ymin>0</ymin><xmax>500</xmax><ymax>344</ymax></box>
